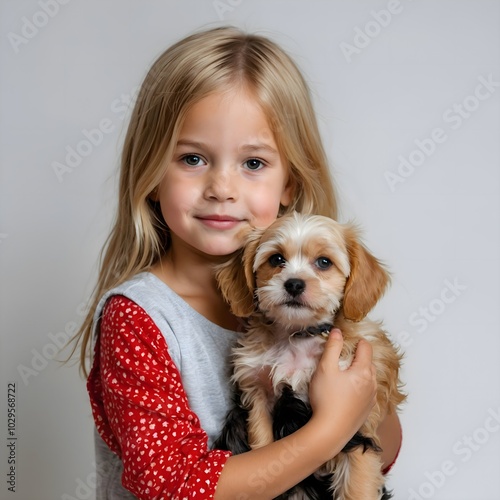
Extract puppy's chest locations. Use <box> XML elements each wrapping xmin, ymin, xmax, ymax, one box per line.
<box><xmin>236</xmin><ymin>332</ymin><xmax>356</xmax><ymax>396</ymax></box>
<box><xmin>264</xmin><ymin>337</ymin><xmax>353</xmax><ymax>395</ymax></box>
<box><xmin>265</xmin><ymin>334</ymin><xmax>353</xmax><ymax>363</ymax></box>
<box><xmin>270</xmin><ymin>337</ymin><xmax>323</xmax><ymax>373</ymax></box>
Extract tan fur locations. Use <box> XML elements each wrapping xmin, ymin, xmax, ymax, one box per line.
<box><xmin>216</xmin><ymin>227</ymin><xmax>264</xmax><ymax>317</ymax></box>
<box><xmin>329</xmin><ymin>447</ymin><xmax>384</xmax><ymax>500</ymax></box>
<box><xmin>239</xmin><ymin>379</ymin><xmax>274</xmax><ymax>449</ymax></box>
<box><xmin>342</xmin><ymin>226</ymin><xmax>390</xmax><ymax>322</ymax></box>
<box><xmin>216</xmin><ymin>212</ymin><xmax>406</xmax><ymax>499</ymax></box>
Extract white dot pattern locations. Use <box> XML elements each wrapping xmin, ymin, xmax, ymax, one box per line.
<box><xmin>87</xmin><ymin>295</ymin><xmax>231</xmax><ymax>498</ymax></box>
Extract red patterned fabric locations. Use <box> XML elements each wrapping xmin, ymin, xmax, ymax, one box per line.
<box><xmin>87</xmin><ymin>295</ymin><xmax>231</xmax><ymax>499</ymax></box>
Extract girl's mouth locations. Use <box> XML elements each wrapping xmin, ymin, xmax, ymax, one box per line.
<box><xmin>196</xmin><ymin>214</ymin><xmax>244</xmax><ymax>230</ymax></box>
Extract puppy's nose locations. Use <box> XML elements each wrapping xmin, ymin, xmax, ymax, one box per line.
<box><xmin>284</xmin><ymin>278</ymin><xmax>306</xmax><ymax>297</ymax></box>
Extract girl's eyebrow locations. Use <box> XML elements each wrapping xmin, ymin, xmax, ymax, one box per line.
<box><xmin>176</xmin><ymin>139</ymin><xmax>207</xmax><ymax>150</ymax></box>
<box><xmin>238</xmin><ymin>143</ymin><xmax>278</xmax><ymax>157</ymax></box>
<box><xmin>176</xmin><ymin>139</ymin><xmax>278</xmax><ymax>157</ymax></box>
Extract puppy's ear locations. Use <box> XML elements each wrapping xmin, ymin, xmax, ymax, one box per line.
<box><xmin>342</xmin><ymin>226</ymin><xmax>390</xmax><ymax>322</ymax></box>
<box><xmin>215</xmin><ymin>228</ymin><xmax>264</xmax><ymax>318</ymax></box>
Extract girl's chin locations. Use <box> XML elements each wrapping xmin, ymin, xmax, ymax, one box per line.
<box><xmin>194</xmin><ymin>241</ymin><xmax>240</xmax><ymax>258</ymax></box>
<box><xmin>203</xmin><ymin>247</ymin><xmax>242</xmax><ymax>258</ymax></box>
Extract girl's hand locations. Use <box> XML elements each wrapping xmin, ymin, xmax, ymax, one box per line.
<box><xmin>309</xmin><ymin>329</ymin><xmax>377</xmax><ymax>448</ymax></box>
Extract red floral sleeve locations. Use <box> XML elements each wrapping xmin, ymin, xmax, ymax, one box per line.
<box><xmin>87</xmin><ymin>295</ymin><xmax>231</xmax><ymax>499</ymax></box>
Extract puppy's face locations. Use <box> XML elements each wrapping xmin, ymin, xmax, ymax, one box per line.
<box><xmin>216</xmin><ymin>212</ymin><xmax>389</xmax><ymax>325</ymax></box>
<box><xmin>253</xmin><ymin>214</ymin><xmax>351</xmax><ymax>328</ymax></box>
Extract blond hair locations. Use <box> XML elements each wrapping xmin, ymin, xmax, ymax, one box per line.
<box><xmin>72</xmin><ymin>26</ymin><xmax>338</xmax><ymax>375</ymax></box>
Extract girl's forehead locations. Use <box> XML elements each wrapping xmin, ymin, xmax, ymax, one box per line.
<box><xmin>176</xmin><ymin>88</ymin><xmax>278</xmax><ymax>152</ymax></box>
<box><xmin>183</xmin><ymin>87</ymin><xmax>266</xmax><ymax>122</ymax></box>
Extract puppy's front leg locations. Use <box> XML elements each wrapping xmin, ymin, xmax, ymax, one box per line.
<box><xmin>331</xmin><ymin>448</ymin><xmax>385</xmax><ymax>500</ymax></box>
<box><xmin>243</xmin><ymin>385</ymin><xmax>274</xmax><ymax>449</ymax></box>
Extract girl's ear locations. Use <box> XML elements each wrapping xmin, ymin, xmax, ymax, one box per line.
<box><xmin>280</xmin><ymin>170</ymin><xmax>296</xmax><ymax>208</ymax></box>
<box><xmin>342</xmin><ymin>226</ymin><xmax>390</xmax><ymax>322</ymax></box>
<box><xmin>215</xmin><ymin>228</ymin><xmax>264</xmax><ymax>318</ymax></box>
<box><xmin>148</xmin><ymin>186</ymin><xmax>159</xmax><ymax>202</ymax></box>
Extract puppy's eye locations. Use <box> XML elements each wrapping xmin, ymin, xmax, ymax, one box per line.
<box><xmin>268</xmin><ymin>254</ymin><xmax>286</xmax><ymax>267</ymax></box>
<box><xmin>315</xmin><ymin>257</ymin><xmax>333</xmax><ymax>270</ymax></box>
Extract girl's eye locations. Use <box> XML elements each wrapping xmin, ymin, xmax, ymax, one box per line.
<box><xmin>244</xmin><ymin>158</ymin><xmax>264</xmax><ymax>170</ymax></box>
<box><xmin>268</xmin><ymin>254</ymin><xmax>286</xmax><ymax>267</ymax></box>
<box><xmin>315</xmin><ymin>257</ymin><xmax>333</xmax><ymax>270</ymax></box>
<box><xmin>182</xmin><ymin>155</ymin><xmax>205</xmax><ymax>167</ymax></box>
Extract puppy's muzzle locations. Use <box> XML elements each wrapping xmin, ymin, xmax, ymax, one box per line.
<box><xmin>284</xmin><ymin>278</ymin><xmax>305</xmax><ymax>297</ymax></box>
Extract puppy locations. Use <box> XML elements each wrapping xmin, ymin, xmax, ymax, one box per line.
<box><xmin>214</xmin><ymin>212</ymin><xmax>406</xmax><ymax>500</ymax></box>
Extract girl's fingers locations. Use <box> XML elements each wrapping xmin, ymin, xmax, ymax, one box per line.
<box><xmin>323</xmin><ymin>333</ymin><xmax>375</xmax><ymax>374</ymax></box>
<box><xmin>350</xmin><ymin>339</ymin><xmax>373</xmax><ymax>368</ymax></box>
<box><xmin>320</xmin><ymin>329</ymin><xmax>344</xmax><ymax>365</ymax></box>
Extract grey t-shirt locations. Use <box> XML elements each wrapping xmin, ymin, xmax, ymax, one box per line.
<box><xmin>91</xmin><ymin>272</ymin><xmax>240</xmax><ymax>499</ymax></box>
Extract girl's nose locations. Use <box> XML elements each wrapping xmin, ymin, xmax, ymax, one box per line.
<box><xmin>203</xmin><ymin>167</ymin><xmax>237</xmax><ymax>202</ymax></box>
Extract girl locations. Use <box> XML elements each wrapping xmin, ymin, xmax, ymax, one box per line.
<box><xmin>75</xmin><ymin>26</ymin><xmax>402</xmax><ymax>499</ymax></box>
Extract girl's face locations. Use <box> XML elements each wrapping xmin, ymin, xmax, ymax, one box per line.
<box><xmin>155</xmin><ymin>87</ymin><xmax>293</xmax><ymax>258</ymax></box>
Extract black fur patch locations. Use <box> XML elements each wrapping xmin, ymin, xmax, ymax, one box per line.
<box><xmin>381</xmin><ymin>485</ymin><xmax>393</xmax><ymax>499</ymax></box>
<box><xmin>342</xmin><ymin>431</ymin><xmax>382</xmax><ymax>454</ymax></box>
<box><xmin>275</xmin><ymin>474</ymin><xmax>333</xmax><ymax>500</ymax></box>
<box><xmin>272</xmin><ymin>387</ymin><xmax>333</xmax><ymax>499</ymax></box>
<box><xmin>212</xmin><ymin>391</ymin><xmax>251</xmax><ymax>455</ymax></box>
<box><xmin>272</xmin><ymin>386</ymin><xmax>312</xmax><ymax>439</ymax></box>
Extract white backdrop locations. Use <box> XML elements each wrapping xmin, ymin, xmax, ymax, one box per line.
<box><xmin>1</xmin><ymin>1</ymin><xmax>499</xmax><ymax>499</ymax></box>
